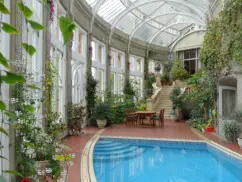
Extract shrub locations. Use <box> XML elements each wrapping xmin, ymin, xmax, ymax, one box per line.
<box><xmin>147</xmin><ymin>74</ymin><xmax>156</xmax><ymax>89</ymax></box>
<box><xmin>190</xmin><ymin>106</ymin><xmax>205</xmax><ymax>119</ymax></box>
<box><xmin>187</xmin><ymin>118</ymin><xmax>207</xmax><ymax>130</ymax></box>
<box><xmin>224</xmin><ymin>121</ymin><xmax>241</xmax><ymax>143</ymax></box>
<box><xmin>170</xmin><ymin>88</ymin><xmax>184</xmax><ymax>112</ymax></box>
<box><xmin>123</xmin><ymin>80</ymin><xmax>135</xmax><ymax>96</ymax></box>
<box><xmin>170</xmin><ymin>58</ymin><xmax>188</xmax><ymax>80</ymax></box>
<box><xmin>86</xmin><ymin>72</ymin><xmax>98</xmax><ymax>118</ymax></box>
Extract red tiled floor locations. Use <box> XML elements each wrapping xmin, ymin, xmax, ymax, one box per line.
<box><xmin>201</xmin><ymin>132</ymin><xmax>242</xmax><ymax>155</ymax></box>
<box><xmin>64</xmin><ymin>127</ymin><xmax>100</xmax><ymax>182</ymax></box>
<box><xmin>102</xmin><ymin>120</ymin><xmax>201</xmax><ymax>140</ymax></box>
<box><xmin>64</xmin><ymin>120</ymin><xmax>242</xmax><ymax>182</ymax></box>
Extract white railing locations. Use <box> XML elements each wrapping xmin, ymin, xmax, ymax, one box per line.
<box><xmin>147</xmin><ymin>83</ymin><xmax>162</xmax><ymax>111</ymax></box>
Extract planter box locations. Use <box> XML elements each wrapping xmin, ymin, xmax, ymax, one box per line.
<box><xmin>35</xmin><ymin>161</ymin><xmax>66</xmax><ymax>182</ymax></box>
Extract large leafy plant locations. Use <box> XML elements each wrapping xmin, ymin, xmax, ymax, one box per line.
<box><xmin>169</xmin><ymin>88</ymin><xmax>184</xmax><ymax>113</ymax></box>
<box><xmin>86</xmin><ymin>71</ymin><xmax>98</xmax><ymax>119</ymax></box>
<box><xmin>170</xmin><ymin>58</ymin><xmax>188</xmax><ymax>80</ymax></box>
<box><xmin>91</xmin><ymin>103</ymin><xmax>113</xmax><ymax>121</ymax></box>
<box><xmin>201</xmin><ymin>0</ymin><xmax>242</xmax><ymax>75</ymax></box>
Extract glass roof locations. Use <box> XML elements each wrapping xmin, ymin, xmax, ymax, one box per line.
<box><xmin>85</xmin><ymin>0</ymin><xmax>211</xmax><ymax>47</ymax></box>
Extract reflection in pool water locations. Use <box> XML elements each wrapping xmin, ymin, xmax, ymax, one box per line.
<box><xmin>93</xmin><ymin>139</ymin><xmax>242</xmax><ymax>182</ymax></box>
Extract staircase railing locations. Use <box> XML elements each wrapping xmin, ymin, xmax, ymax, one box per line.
<box><xmin>147</xmin><ymin>83</ymin><xmax>162</xmax><ymax>111</ymax></box>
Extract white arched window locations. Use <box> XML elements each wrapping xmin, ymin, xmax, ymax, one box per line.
<box><xmin>72</xmin><ymin>66</ymin><xmax>84</xmax><ymax>104</ymax></box>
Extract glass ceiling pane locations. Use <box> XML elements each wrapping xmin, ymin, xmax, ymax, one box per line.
<box><xmin>84</xmin><ymin>0</ymin><xmax>211</xmax><ymax>47</ymax></box>
<box><xmin>98</xmin><ymin>0</ymin><xmax>126</xmax><ymax>23</ymax></box>
<box><xmin>133</xmin><ymin>23</ymin><xmax>158</xmax><ymax>41</ymax></box>
<box><xmin>116</xmin><ymin>12</ymin><xmax>141</xmax><ymax>34</ymax></box>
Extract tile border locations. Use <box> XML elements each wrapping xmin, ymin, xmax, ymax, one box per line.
<box><xmin>81</xmin><ymin>134</ymin><xmax>242</xmax><ymax>182</ymax></box>
<box><xmin>192</xmin><ymin>128</ymin><xmax>242</xmax><ymax>160</ymax></box>
<box><xmin>80</xmin><ymin>129</ymin><xmax>104</xmax><ymax>182</ymax></box>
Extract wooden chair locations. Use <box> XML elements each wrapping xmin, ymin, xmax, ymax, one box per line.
<box><xmin>152</xmin><ymin>109</ymin><xmax>165</xmax><ymax>127</ymax></box>
<box><xmin>125</xmin><ymin>108</ymin><xmax>138</xmax><ymax>127</ymax></box>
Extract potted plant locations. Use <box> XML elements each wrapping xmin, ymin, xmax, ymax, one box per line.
<box><xmin>67</xmin><ymin>104</ymin><xmax>86</xmax><ymax>135</ymax></box>
<box><xmin>91</xmin><ymin>103</ymin><xmax>113</xmax><ymax>128</ymax></box>
<box><xmin>146</xmin><ymin>74</ymin><xmax>156</xmax><ymax>97</ymax></box>
<box><xmin>161</xmin><ymin>73</ymin><xmax>169</xmax><ymax>86</ymax></box>
<box><xmin>170</xmin><ymin>110</ymin><xmax>177</xmax><ymax>122</ymax></box>
<box><xmin>224</xmin><ymin>120</ymin><xmax>241</xmax><ymax>145</ymax></box>
<box><xmin>204</xmin><ymin>119</ymin><xmax>215</xmax><ymax>132</ymax></box>
<box><xmin>170</xmin><ymin>58</ymin><xmax>188</xmax><ymax>81</ymax></box>
<box><xmin>233</xmin><ymin>109</ymin><xmax>242</xmax><ymax>148</ymax></box>
<box><xmin>169</xmin><ymin>88</ymin><xmax>184</xmax><ymax>121</ymax></box>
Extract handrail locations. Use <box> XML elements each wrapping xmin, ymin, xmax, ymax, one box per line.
<box><xmin>147</xmin><ymin>82</ymin><xmax>162</xmax><ymax>111</ymax></box>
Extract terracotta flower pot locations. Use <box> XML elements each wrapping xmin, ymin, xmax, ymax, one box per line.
<box><xmin>205</xmin><ymin>126</ymin><xmax>215</xmax><ymax>132</ymax></box>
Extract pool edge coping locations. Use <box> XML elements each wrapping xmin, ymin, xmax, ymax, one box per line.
<box><xmin>82</xmin><ymin>135</ymin><xmax>242</xmax><ymax>182</ymax></box>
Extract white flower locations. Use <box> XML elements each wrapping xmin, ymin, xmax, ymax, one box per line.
<box><xmin>46</xmin><ymin>168</ymin><xmax>52</xmax><ymax>174</ymax></box>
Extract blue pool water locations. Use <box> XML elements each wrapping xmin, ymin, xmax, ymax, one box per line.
<box><xmin>93</xmin><ymin>138</ymin><xmax>242</xmax><ymax>182</ymax></box>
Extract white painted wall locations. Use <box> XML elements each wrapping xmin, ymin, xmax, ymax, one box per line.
<box><xmin>172</xmin><ymin>31</ymin><xmax>205</xmax><ymax>52</ymax></box>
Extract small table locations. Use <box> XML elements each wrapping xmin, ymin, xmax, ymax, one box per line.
<box><xmin>135</xmin><ymin>111</ymin><xmax>156</xmax><ymax>127</ymax></box>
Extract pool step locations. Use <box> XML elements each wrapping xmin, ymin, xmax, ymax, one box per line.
<box><xmin>95</xmin><ymin>144</ymin><xmax>131</xmax><ymax>151</ymax></box>
<box><xmin>94</xmin><ymin>146</ymin><xmax>138</xmax><ymax>156</ymax></box>
<box><xmin>95</xmin><ymin>142</ymin><xmax>123</xmax><ymax>148</ymax></box>
<box><xmin>94</xmin><ymin>148</ymin><xmax>145</xmax><ymax>161</ymax></box>
<box><xmin>96</xmin><ymin>140</ymin><xmax>113</xmax><ymax>145</ymax></box>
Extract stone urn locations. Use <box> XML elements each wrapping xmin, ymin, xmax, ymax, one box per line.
<box><xmin>170</xmin><ymin>112</ymin><xmax>177</xmax><ymax>122</ymax></box>
<box><xmin>238</xmin><ymin>138</ymin><xmax>242</xmax><ymax>149</ymax></box>
<box><xmin>97</xmin><ymin>119</ymin><xmax>107</xmax><ymax>129</ymax></box>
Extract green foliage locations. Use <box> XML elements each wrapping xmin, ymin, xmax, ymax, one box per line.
<box><xmin>232</xmin><ymin>107</ymin><xmax>242</xmax><ymax>124</ymax></box>
<box><xmin>0</xmin><ymin>52</ymin><xmax>9</xmax><ymax>69</ymax></box>
<box><xmin>59</xmin><ymin>16</ymin><xmax>76</xmax><ymax>45</ymax></box>
<box><xmin>17</xmin><ymin>3</ymin><xmax>33</xmax><ymax>20</ymax></box>
<box><xmin>123</xmin><ymin>80</ymin><xmax>135</xmax><ymax>98</ymax></box>
<box><xmin>0</xmin><ymin>2</ymin><xmax>10</xmax><ymax>14</ymax></box>
<box><xmin>0</xmin><ymin>101</ymin><xmax>6</xmax><ymax>110</ymax></box>
<box><xmin>170</xmin><ymin>58</ymin><xmax>188</xmax><ymax>80</ymax></box>
<box><xmin>170</xmin><ymin>88</ymin><xmax>184</xmax><ymax>111</ymax></box>
<box><xmin>185</xmin><ymin>73</ymin><xmax>216</xmax><ymax>120</ymax></box>
<box><xmin>0</xmin><ymin>127</ymin><xmax>8</xmax><ymax>136</ymax></box>
<box><xmin>3</xmin><ymin>170</ymin><xmax>23</xmax><ymax>178</ymax></box>
<box><xmin>1</xmin><ymin>22</ymin><xmax>20</xmax><ymax>34</ymax></box>
<box><xmin>224</xmin><ymin>121</ymin><xmax>241</xmax><ymax>143</ymax></box>
<box><xmin>104</xmin><ymin>92</ymin><xmax>137</xmax><ymax>124</ymax></box>
<box><xmin>187</xmin><ymin>118</ymin><xmax>207</xmax><ymax>130</ymax></box>
<box><xmin>28</xmin><ymin>20</ymin><xmax>44</xmax><ymax>30</ymax></box>
<box><xmin>91</xmin><ymin>103</ymin><xmax>113</xmax><ymax>121</ymax></box>
<box><xmin>135</xmin><ymin>100</ymin><xmax>147</xmax><ymax>111</ymax></box>
<box><xmin>86</xmin><ymin>72</ymin><xmax>98</xmax><ymax>118</ymax></box>
<box><xmin>190</xmin><ymin>106</ymin><xmax>204</xmax><ymax>119</ymax></box>
<box><xmin>161</xmin><ymin>72</ymin><xmax>170</xmax><ymax>83</ymax></box>
<box><xmin>22</xmin><ymin>43</ymin><xmax>36</xmax><ymax>57</ymax></box>
<box><xmin>146</xmin><ymin>74</ymin><xmax>156</xmax><ymax>89</ymax></box>
<box><xmin>48</xmin><ymin>160</ymin><xmax>61</xmax><ymax>181</ymax></box>
<box><xmin>201</xmin><ymin>0</ymin><xmax>242</xmax><ymax>75</ymax></box>
<box><xmin>185</xmin><ymin>71</ymin><xmax>203</xmax><ymax>87</ymax></box>
<box><xmin>1</xmin><ymin>71</ymin><xmax>24</xmax><ymax>84</ymax></box>
<box><xmin>43</xmin><ymin>61</ymin><xmax>60</xmax><ymax>130</ymax></box>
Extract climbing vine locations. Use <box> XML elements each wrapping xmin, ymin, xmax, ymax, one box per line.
<box><xmin>0</xmin><ymin>0</ymin><xmax>76</xmax><ymax>181</ymax></box>
<box><xmin>201</xmin><ymin>0</ymin><xmax>242</xmax><ymax>75</ymax></box>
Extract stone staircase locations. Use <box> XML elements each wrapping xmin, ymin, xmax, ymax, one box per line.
<box><xmin>154</xmin><ymin>85</ymin><xmax>173</xmax><ymax>119</ymax></box>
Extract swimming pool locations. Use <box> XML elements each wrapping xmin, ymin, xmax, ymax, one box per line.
<box><xmin>93</xmin><ymin>138</ymin><xmax>242</xmax><ymax>182</ymax></box>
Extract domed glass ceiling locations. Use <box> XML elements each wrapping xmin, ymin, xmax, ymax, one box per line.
<box><xmin>85</xmin><ymin>0</ymin><xmax>212</xmax><ymax>47</ymax></box>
